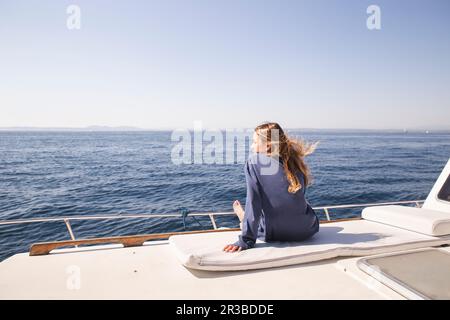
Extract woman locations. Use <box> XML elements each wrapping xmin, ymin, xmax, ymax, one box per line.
<box><xmin>223</xmin><ymin>122</ymin><xmax>319</xmax><ymax>252</ymax></box>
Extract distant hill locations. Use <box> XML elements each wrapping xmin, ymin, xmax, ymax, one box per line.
<box><xmin>0</xmin><ymin>126</ymin><xmax>145</xmax><ymax>132</ymax></box>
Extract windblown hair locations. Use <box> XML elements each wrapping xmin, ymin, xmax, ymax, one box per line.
<box><xmin>255</xmin><ymin>122</ymin><xmax>318</xmax><ymax>194</ymax></box>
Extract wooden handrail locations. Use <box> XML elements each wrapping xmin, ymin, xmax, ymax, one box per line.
<box><xmin>29</xmin><ymin>228</ymin><xmax>241</xmax><ymax>256</ymax></box>
<box><xmin>29</xmin><ymin>217</ymin><xmax>363</xmax><ymax>256</ymax></box>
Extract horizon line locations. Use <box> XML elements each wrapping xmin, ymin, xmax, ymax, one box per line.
<box><xmin>0</xmin><ymin>126</ymin><xmax>449</xmax><ymax>133</ymax></box>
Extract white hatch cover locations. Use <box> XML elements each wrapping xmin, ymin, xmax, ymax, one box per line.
<box><xmin>358</xmin><ymin>248</ymin><xmax>450</xmax><ymax>300</ymax></box>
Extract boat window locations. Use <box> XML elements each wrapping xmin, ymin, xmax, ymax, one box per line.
<box><xmin>358</xmin><ymin>249</ymin><xmax>450</xmax><ymax>300</ymax></box>
<box><xmin>437</xmin><ymin>174</ymin><xmax>450</xmax><ymax>202</ymax></box>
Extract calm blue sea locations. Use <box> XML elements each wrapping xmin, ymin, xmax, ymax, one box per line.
<box><xmin>0</xmin><ymin>130</ymin><xmax>449</xmax><ymax>261</ymax></box>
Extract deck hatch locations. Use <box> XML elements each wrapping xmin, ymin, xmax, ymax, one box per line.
<box><xmin>358</xmin><ymin>248</ymin><xmax>450</xmax><ymax>300</ymax></box>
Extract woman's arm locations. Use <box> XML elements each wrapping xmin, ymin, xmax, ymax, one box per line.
<box><xmin>232</xmin><ymin>159</ymin><xmax>264</xmax><ymax>250</ymax></box>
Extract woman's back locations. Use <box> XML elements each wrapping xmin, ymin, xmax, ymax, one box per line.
<box><xmin>251</xmin><ymin>153</ymin><xmax>319</xmax><ymax>240</ymax></box>
<box><xmin>234</xmin><ymin>153</ymin><xmax>319</xmax><ymax>249</ymax></box>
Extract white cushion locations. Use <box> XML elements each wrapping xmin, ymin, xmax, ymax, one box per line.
<box><xmin>362</xmin><ymin>205</ymin><xmax>450</xmax><ymax>236</ymax></box>
<box><xmin>169</xmin><ymin>220</ymin><xmax>450</xmax><ymax>271</ymax></box>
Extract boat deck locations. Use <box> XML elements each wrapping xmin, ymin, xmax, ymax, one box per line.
<box><xmin>0</xmin><ymin>238</ymin><xmax>411</xmax><ymax>300</ymax></box>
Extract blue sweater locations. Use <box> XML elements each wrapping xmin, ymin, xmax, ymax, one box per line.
<box><xmin>234</xmin><ymin>153</ymin><xmax>319</xmax><ymax>250</ymax></box>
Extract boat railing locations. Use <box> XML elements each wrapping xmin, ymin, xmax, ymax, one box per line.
<box><xmin>0</xmin><ymin>200</ymin><xmax>424</xmax><ymax>247</ymax></box>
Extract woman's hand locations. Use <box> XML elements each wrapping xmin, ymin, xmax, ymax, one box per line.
<box><xmin>223</xmin><ymin>244</ymin><xmax>242</xmax><ymax>253</ymax></box>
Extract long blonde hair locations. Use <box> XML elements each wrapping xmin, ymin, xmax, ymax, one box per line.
<box><xmin>255</xmin><ymin>122</ymin><xmax>318</xmax><ymax>193</ymax></box>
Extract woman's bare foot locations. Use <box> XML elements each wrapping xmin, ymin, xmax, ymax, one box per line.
<box><xmin>233</xmin><ymin>200</ymin><xmax>245</xmax><ymax>222</ymax></box>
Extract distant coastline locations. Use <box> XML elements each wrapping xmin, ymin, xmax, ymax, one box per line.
<box><xmin>0</xmin><ymin>126</ymin><xmax>146</xmax><ymax>132</ymax></box>
<box><xmin>0</xmin><ymin>126</ymin><xmax>449</xmax><ymax>134</ymax></box>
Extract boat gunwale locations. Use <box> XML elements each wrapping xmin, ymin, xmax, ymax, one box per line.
<box><xmin>0</xmin><ymin>200</ymin><xmax>424</xmax><ymax>257</ymax></box>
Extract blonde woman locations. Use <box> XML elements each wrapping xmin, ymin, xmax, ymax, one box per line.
<box><xmin>223</xmin><ymin>122</ymin><xmax>319</xmax><ymax>252</ymax></box>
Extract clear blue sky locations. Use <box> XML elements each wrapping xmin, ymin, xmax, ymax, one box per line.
<box><xmin>0</xmin><ymin>0</ymin><xmax>449</xmax><ymax>130</ymax></box>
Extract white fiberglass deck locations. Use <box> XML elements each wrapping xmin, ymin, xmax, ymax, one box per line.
<box><xmin>0</xmin><ymin>235</ymin><xmax>406</xmax><ymax>300</ymax></box>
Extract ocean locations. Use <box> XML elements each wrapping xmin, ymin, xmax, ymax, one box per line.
<box><xmin>0</xmin><ymin>130</ymin><xmax>449</xmax><ymax>261</ymax></box>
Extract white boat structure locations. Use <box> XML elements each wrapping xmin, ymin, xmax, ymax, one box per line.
<box><xmin>0</xmin><ymin>159</ymin><xmax>449</xmax><ymax>300</ymax></box>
